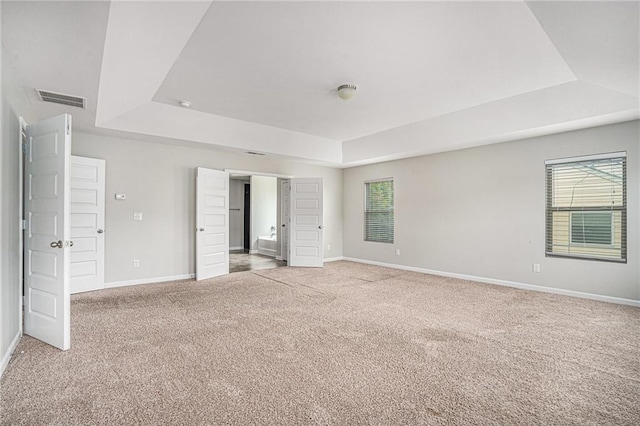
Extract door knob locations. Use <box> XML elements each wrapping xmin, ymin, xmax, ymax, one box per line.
<box><xmin>318</xmin><ymin>226</ymin><xmax>323</xmax><ymax>229</ymax></box>
<box><xmin>199</xmin><ymin>228</ymin><xmax>205</xmax><ymax>232</ymax></box>
<box><xmin>97</xmin><ymin>229</ymin><xmax>104</xmax><ymax>234</ymax></box>
<box><xmin>50</xmin><ymin>240</ymin><xmax>63</xmax><ymax>248</ymax></box>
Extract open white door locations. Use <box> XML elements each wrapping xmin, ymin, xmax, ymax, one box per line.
<box><xmin>196</xmin><ymin>167</ymin><xmax>229</xmax><ymax>280</ymax></box>
<box><xmin>289</xmin><ymin>177</ymin><xmax>323</xmax><ymax>267</ymax></box>
<box><xmin>70</xmin><ymin>156</ymin><xmax>106</xmax><ymax>294</ymax></box>
<box><xmin>281</xmin><ymin>179</ymin><xmax>290</xmax><ymax>262</ymax></box>
<box><xmin>24</xmin><ymin>114</ymin><xmax>72</xmax><ymax>350</ymax></box>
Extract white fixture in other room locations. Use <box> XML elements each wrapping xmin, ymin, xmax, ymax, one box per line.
<box><xmin>179</xmin><ymin>100</ymin><xmax>191</xmax><ymax>108</ymax></box>
<box><xmin>337</xmin><ymin>84</ymin><xmax>357</xmax><ymax>101</ymax></box>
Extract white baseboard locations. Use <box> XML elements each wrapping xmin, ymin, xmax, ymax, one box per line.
<box><xmin>342</xmin><ymin>257</ymin><xmax>640</xmax><ymax>307</ymax></box>
<box><xmin>230</xmin><ymin>246</ymin><xmax>244</xmax><ymax>251</ymax></box>
<box><xmin>275</xmin><ymin>256</ymin><xmax>283</xmax><ymax>261</ymax></box>
<box><xmin>0</xmin><ymin>331</ymin><xmax>22</xmax><ymax>378</ymax></box>
<box><xmin>323</xmin><ymin>256</ymin><xmax>344</xmax><ymax>263</ymax></box>
<box><xmin>258</xmin><ymin>248</ymin><xmax>276</xmax><ymax>257</ymax></box>
<box><xmin>105</xmin><ymin>273</ymin><xmax>195</xmax><ymax>289</ymax></box>
<box><xmin>249</xmin><ymin>249</ymin><xmax>259</xmax><ymax>255</ymax></box>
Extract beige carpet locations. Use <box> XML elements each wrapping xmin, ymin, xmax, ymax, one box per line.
<box><xmin>1</xmin><ymin>261</ymin><xmax>639</xmax><ymax>425</ymax></box>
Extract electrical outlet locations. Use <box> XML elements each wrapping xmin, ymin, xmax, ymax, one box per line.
<box><xmin>133</xmin><ymin>212</ymin><xmax>143</xmax><ymax>221</ymax></box>
<box><xmin>133</xmin><ymin>259</ymin><xmax>140</xmax><ymax>268</ymax></box>
<box><xmin>327</xmin><ymin>244</ymin><xmax>331</xmax><ymax>251</ymax></box>
<box><xmin>396</xmin><ymin>249</ymin><xmax>400</xmax><ymax>256</ymax></box>
<box><xmin>532</xmin><ymin>263</ymin><xmax>540</xmax><ymax>273</ymax></box>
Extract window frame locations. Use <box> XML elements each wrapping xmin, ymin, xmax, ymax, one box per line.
<box><xmin>545</xmin><ymin>152</ymin><xmax>627</xmax><ymax>263</ymax></box>
<box><xmin>363</xmin><ymin>178</ymin><xmax>394</xmax><ymax>244</ymax></box>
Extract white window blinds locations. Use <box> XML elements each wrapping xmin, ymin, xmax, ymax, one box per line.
<box><xmin>545</xmin><ymin>153</ymin><xmax>626</xmax><ymax>262</ymax></box>
<box><xmin>364</xmin><ymin>179</ymin><xmax>394</xmax><ymax>243</ymax></box>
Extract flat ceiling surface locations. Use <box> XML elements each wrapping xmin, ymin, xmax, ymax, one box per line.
<box><xmin>2</xmin><ymin>1</ymin><xmax>638</xmax><ymax>167</ymax></box>
<box><xmin>155</xmin><ymin>1</ymin><xmax>574</xmax><ymax>141</ymax></box>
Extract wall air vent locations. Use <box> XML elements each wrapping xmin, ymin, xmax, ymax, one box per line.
<box><xmin>245</xmin><ymin>151</ymin><xmax>265</xmax><ymax>156</ymax></box>
<box><xmin>36</xmin><ymin>89</ymin><xmax>86</xmax><ymax>109</ymax></box>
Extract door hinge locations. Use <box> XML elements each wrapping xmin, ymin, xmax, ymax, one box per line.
<box><xmin>21</xmin><ymin>220</ymin><xmax>27</xmax><ymax>230</ymax></box>
<box><xmin>21</xmin><ymin>143</ymin><xmax>27</xmax><ymax>154</ymax></box>
<box><xmin>66</xmin><ymin>117</ymin><xmax>70</xmax><ymax>135</ymax></box>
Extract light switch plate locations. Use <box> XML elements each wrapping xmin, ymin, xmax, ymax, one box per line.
<box><xmin>133</xmin><ymin>212</ymin><xmax>143</xmax><ymax>221</ymax></box>
<box><xmin>115</xmin><ymin>193</ymin><xmax>126</xmax><ymax>200</ymax></box>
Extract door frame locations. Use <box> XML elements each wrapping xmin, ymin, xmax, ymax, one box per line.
<box><xmin>225</xmin><ymin>169</ymin><xmax>292</xmax><ymax>261</ymax></box>
<box><xmin>18</xmin><ymin>118</ymin><xmax>27</xmax><ymax>336</ymax></box>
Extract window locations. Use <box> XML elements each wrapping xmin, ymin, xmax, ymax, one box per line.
<box><xmin>570</xmin><ymin>212</ymin><xmax>613</xmax><ymax>246</ymax></box>
<box><xmin>364</xmin><ymin>179</ymin><xmax>394</xmax><ymax>243</ymax></box>
<box><xmin>545</xmin><ymin>152</ymin><xmax>626</xmax><ymax>262</ymax></box>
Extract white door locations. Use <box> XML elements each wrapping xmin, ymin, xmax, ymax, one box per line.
<box><xmin>289</xmin><ymin>177</ymin><xmax>323</xmax><ymax>267</ymax></box>
<box><xmin>196</xmin><ymin>167</ymin><xmax>229</xmax><ymax>280</ymax></box>
<box><xmin>281</xmin><ymin>179</ymin><xmax>290</xmax><ymax>262</ymax></box>
<box><xmin>70</xmin><ymin>156</ymin><xmax>105</xmax><ymax>294</ymax></box>
<box><xmin>24</xmin><ymin>114</ymin><xmax>72</xmax><ymax>350</ymax></box>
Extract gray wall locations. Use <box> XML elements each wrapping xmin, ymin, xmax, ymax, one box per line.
<box><xmin>72</xmin><ymin>132</ymin><xmax>343</xmax><ymax>284</ymax></box>
<box><xmin>1</xmin><ymin>47</ymin><xmax>38</xmax><ymax>372</ymax></box>
<box><xmin>343</xmin><ymin>120</ymin><xmax>639</xmax><ymax>301</ymax></box>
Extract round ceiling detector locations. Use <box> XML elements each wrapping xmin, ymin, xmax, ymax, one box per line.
<box><xmin>337</xmin><ymin>84</ymin><xmax>357</xmax><ymax>101</ymax></box>
<box><xmin>179</xmin><ymin>100</ymin><xmax>191</xmax><ymax>108</ymax></box>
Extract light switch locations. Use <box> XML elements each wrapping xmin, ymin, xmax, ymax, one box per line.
<box><xmin>133</xmin><ymin>212</ymin><xmax>143</xmax><ymax>221</ymax></box>
<box><xmin>115</xmin><ymin>193</ymin><xmax>126</xmax><ymax>200</ymax></box>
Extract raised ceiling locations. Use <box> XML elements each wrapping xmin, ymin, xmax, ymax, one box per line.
<box><xmin>2</xmin><ymin>1</ymin><xmax>638</xmax><ymax>167</ymax></box>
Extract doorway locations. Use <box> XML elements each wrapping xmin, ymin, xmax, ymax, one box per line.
<box><xmin>227</xmin><ymin>170</ymin><xmax>290</xmax><ymax>274</ymax></box>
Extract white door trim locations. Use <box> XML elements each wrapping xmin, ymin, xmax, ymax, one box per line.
<box><xmin>18</xmin><ymin>117</ymin><xmax>27</xmax><ymax>332</ymax></box>
<box><xmin>224</xmin><ymin>169</ymin><xmax>292</xmax><ymax>179</ymax></box>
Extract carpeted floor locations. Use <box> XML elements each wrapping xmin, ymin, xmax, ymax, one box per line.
<box><xmin>1</xmin><ymin>261</ymin><xmax>639</xmax><ymax>425</ymax></box>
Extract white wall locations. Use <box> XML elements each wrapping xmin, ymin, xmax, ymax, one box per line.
<box><xmin>229</xmin><ymin>178</ymin><xmax>246</xmax><ymax>250</ymax></box>
<box><xmin>1</xmin><ymin>47</ymin><xmax>38</xmax><ymax>375</ymax></box>
<box><xmin>343</xmin><ymin>120</ymin><xmax>640</xmax><ymax>302</ymax></box>
<box><xmin>71</xmin><ymin>132</ymin><xmax>343</xmax><ymax>284</ymax></box>
<box><xmin>250</xmin><ymin>176</ymin><xmax>277</xmax><ymax>253</ymax></box>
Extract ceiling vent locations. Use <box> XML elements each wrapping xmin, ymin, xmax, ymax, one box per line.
<box><xmin>36</xmin><ymin>89</ymin><xmax>86</xmax><ymax>109</ymax></box>
<box><xmin>245</xmin><ymin>151</ymin><xmax>265</xmax><ymax>156</ymax></box>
